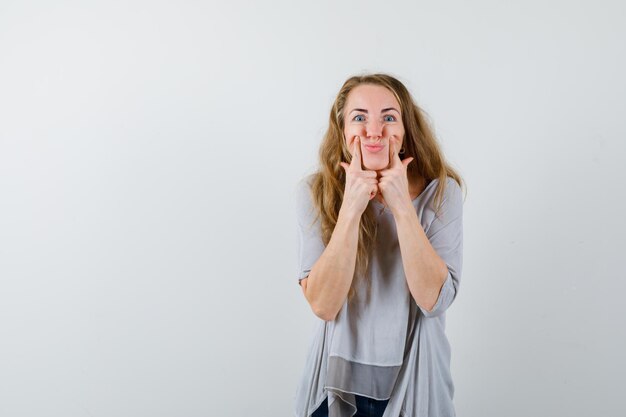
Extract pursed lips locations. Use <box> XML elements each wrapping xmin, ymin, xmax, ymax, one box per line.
<box><xmin>364</xmin><ymin>144</ymin><xmax>385</xmax><ymax>152</ymax></box>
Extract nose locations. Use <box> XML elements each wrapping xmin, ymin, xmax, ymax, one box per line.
<box><xmin>365</xmin><ymin>119</ymin><xmax>383</xmax><ymax>139</ymax></box>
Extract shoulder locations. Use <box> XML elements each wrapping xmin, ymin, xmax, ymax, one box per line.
<box><xmin>295</xmin><ymin>173</ymin><xmax>316</xmax><ymax>204</ymax></box>
<box><xmin>439</xmin><ymin>177</ymin><xmax>463</xmax><ymax>219</ymax></box>
<box><xmin>443</xmin><ymin>177</ymin><xmax>463</xmax><ymax>203</ymax></box>
<box><xmin>422</xmin><ymin>177</ymin><xmax>462</xmax><ymax>204</ymax></box>
<box><xmin>297</xmin><ymin>173</ymin><xmax>316</xmax><ymax>189</ymax></box>
<box><xmin>295</xmin><ymin>173</ymin><xmax>318</xmax><ymax>223</ymax></box>
<box><xmin>423</xmin><ymin>176</ymin><xmax>463</xmax><ymax>220</ymax></box>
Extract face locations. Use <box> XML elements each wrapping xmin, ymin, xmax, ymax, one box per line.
<box><xmin>343</xmin><ymin>83</ymin><xmax>405</xmax><ymax>171</ymax></box>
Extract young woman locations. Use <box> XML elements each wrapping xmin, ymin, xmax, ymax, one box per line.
<box><xmin>294</xmin><ymin>73</ymin><xmax>465</xmax><ymax>417</ymax></box>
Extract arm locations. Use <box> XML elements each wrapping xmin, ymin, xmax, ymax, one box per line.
<box><xmin>303</xmin><ymin>208</ymin><xmax>360</xmax><ymax>321</ymax></box>
<box><xmin>394</xmin><ymin>179</ymin><xmax>464</xmax><ymax>317</ymax></box>
<box><xmin>394</xmin><ymin>208</ymin><xmax>449</xmax><ymax>312</ymax></box>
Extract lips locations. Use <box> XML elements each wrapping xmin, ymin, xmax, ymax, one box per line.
<box><xmin>364</xmin><ymin>144</ymin><xmax>384</xmax><ymax>153</ymax></box>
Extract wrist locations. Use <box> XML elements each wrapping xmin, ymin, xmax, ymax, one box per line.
<box><xmin>338</xmin><ymin>206</ymin><xmax>361</xmax><ymax>225</ymax></box>
<box><xmin>393</xmin><ymin>202</ymin><xmax>418</xmax><ymax>222</ymax></box>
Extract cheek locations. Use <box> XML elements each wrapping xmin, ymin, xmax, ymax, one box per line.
<box><xmin>344</xmin><ymin>128</ymin><xmax>358</xmax><ymax>138</ymax></box>
<box><xmin>384</xmin><ymin>126</ymin><xmax>403</xmax><ymax>140</ymax></box>
<box><xmin>348</xmin><ymin>139</ymin><xmax>358</xmax><ymax>153</ymax></box>
<box><xmin>344</xmin><ymin>133</ymin><xmax>357</xmax><ymax>149</ymax></box>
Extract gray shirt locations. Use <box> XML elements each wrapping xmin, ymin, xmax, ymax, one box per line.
<box><xmin>293</xmin><ymin>174</ymin><xmax>464</xmax><ymax>417</ymax></box>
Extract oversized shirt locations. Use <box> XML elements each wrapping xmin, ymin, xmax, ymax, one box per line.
<box><xmin>293</xmin><ymin>174</ymin><xmax>464</xmax><ymax>417</ymax></box>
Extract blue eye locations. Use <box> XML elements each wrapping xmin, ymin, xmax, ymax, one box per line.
<box><xmin>384</xmin><ymin>115</ymin><xmax>397</xmax><ymax>122</ymax></box>
<box><xmin>353</xmin><ymin>115</ymin><xmax>365</xmax><ymax>122</ymax></box>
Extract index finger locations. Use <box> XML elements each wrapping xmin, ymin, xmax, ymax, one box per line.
<box><xmin>350</xmin><ymin>136</ymin><xmax>363</xmax><ymax>171</ymax></box>
<box><xmin>388</xmin><ymin>136</ymin><xmax>398</xmax><ymax>168</ymax></box>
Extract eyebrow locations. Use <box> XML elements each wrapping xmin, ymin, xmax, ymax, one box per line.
<box><xmin>350</xmin><ymin>107</ymin><xmax>400</xmax><ymax>114</ymax></box>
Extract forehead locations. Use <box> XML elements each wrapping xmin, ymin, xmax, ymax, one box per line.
<box><xmin>346</xmin><ymin>84</ymin><xmax>400</xmax><ymax>109</ymax></box>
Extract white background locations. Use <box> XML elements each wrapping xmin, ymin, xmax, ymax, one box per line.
<box><xmin>1</xmin><ymin>1</ymin><xmax>625</xmax><ymax>416</ymax></box>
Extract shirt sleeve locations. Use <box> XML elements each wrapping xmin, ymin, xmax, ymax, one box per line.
<box><xmin>295</xmin><ymin>176</ymin><xmax>326</xmax><ymax>286</ymax></box>
<box><xmin>419</xmin><ymin>177</ymin><xmax>464</xmax><ymax>318</ymax></box>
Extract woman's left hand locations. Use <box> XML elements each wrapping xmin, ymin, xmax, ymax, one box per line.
<box><xmin>378</xmin><ymin>136</ymin><xmax>415</xmax><ymax>216</ymax></box>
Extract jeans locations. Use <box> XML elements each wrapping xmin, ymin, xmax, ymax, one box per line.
<box><xmin>311</xmin><ymin>394</ymin><xmax>390</xmax><ymax>417</ymax></box>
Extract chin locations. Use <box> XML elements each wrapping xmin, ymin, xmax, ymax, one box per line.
<box><xmin>364</xmin><ymin>160</ymin><xmax>389</xmax><ymax>170</ymax></box>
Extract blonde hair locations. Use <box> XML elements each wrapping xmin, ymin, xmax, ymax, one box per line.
<box><xmin>307</xmin><ymin>72</ymin><xmax>466</xmax><ymax>303</ymax></box>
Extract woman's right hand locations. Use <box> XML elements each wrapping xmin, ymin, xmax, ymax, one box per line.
<box><xmin>339</xmin><ymin>136</ymin><xmax>379</xmax><ymax>217</ymax></box>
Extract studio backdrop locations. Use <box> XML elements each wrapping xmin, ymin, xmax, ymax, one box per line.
<box><xmin>0</xmin><ymin>1</ymin><xmax>624</xmax><ymax>416</ymax></box>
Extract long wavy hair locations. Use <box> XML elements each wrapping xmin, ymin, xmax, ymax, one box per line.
<box><xmin>307</xmin><ymin>73</ymin><xmax>466</xmax><ymax>303</ymax></box>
